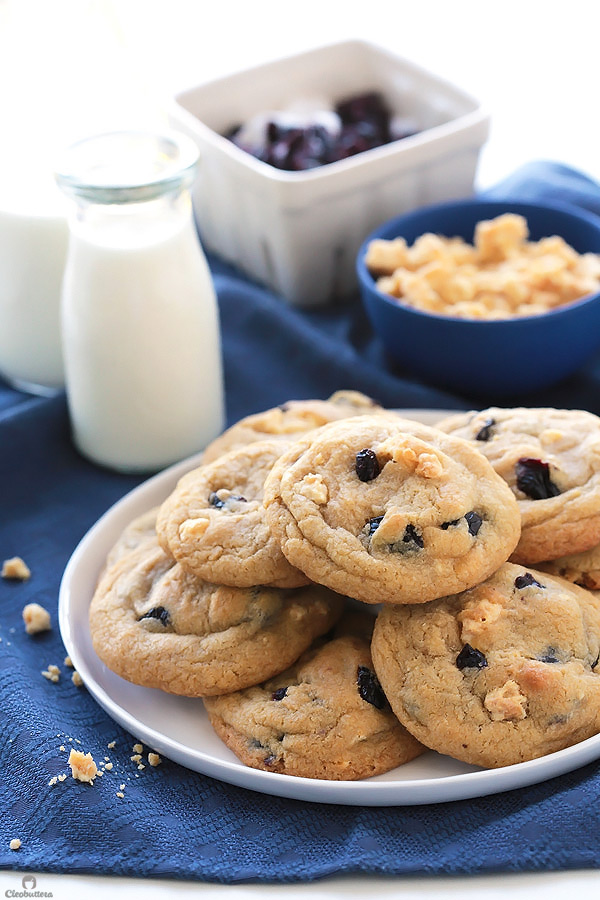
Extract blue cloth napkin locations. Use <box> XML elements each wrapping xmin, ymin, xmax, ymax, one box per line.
<box><xmin>3</xmin><ymin>161</ymin><xmax>600</xmax><ymax>884</ymax></box>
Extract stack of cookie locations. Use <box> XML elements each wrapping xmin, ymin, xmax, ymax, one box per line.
<box><xmin>90</xmin><ymin>398</ymin><xmax>600</xmax><ymax>779</ymax></box>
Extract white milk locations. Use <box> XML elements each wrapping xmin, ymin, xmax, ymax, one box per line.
<box><xmin>61</xmin><ymin>210</ymin><xmax>224</xmax><ymax>472</ymax></box>
<box><xmin>0</xmin><ymin>193</ymin><xmax>68</xmax><ymax>393</ymax></box>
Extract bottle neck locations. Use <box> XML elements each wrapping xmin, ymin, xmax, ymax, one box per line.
<box><xmin>68</xmin><ymin>188</ymin><xmax>193</xmax><ymax>249</ymax></box>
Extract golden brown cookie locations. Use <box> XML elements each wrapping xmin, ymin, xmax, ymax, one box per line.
<box><xmin>89</xmin><ymin>534</ymin><xmax>344</xmax><ymax>697</ymax></box>
<box><xmin>105</xmin><ymin>508</ymin><xmax>159</xmax><ymax>569</ymax></box>
<box><xmin>156</xmin><ymin>439</ymin><xmax>307</xmax><ymax>589</ymax></box>
<box><xmin>538</xmin><ymin>542</ymin><xmax>600</xmax><ymax>591</ymax></box>
<box><xmin>202</xmin><ymin>391</ymin><xmax>381</xmax><ymax>464</ymax></box>
<box><xmin>438</xmin><ymin>407</ymin><xmax>600</xmax><ymax>564</ymax></box>
<box><xmin>203</xmin><ymin>624</ymin><xmax>424</xmax><ymax>780</ymax></box>
<box><xmin>371</xmin><ymin>562</ymin><xmax>600</xmax><ymax>768</ymax></box>
<box><xmin>263</xmin><ymin>415</ymin><xmax>521</xmax><ymax>605</ymax></box>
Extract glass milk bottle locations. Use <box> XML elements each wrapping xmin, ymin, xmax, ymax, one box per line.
<box><xmin>0</xmin><ymin>181</ymin><xmax>67</xmax><ymax>395</ymax></box>
<box><xmin>55</xmin><ymin>131</ymin><xmax>224</xmax><ymax>472</ymax></box>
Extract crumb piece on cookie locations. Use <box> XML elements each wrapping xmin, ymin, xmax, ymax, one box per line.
<box><xmin>484</xmin><ymin>681</ymin><xmax>528</xmax><ymax>721</ymax></box>
<box><xmin>2</xmin><ymin>557</ymin><xmax>31</xmax><ymax>580</ymax></box>
<box><xmin>9</xmin><ymin>839</ymin><xmax>21</xmax><ymax>851</ymax></box>
<box><xmin>68</xmin><ymin>749</ymin><xmax>97</xmax><ymax>783</ymax></box>
<box><xmin>22</xmin><ymin>602</ymin><xmax>51</xmax><ymax>634</ymax></box>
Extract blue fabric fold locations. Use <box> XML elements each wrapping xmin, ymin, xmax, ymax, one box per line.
<box><xmin>3</xmin><ymin>160</ymin><xmax>600</xmax><ymax>883</ymax></box>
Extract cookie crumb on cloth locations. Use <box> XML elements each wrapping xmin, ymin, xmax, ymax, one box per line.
<box><xmin>2</xmin><ymin>556</ymin><xmax>31</xmax><ymax>580</ymax></box>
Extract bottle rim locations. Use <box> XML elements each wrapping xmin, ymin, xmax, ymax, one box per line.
<box><xmin>54</xmin><ymin>130</ymin><xmax>200</xmax><ymax>204</ymax></box>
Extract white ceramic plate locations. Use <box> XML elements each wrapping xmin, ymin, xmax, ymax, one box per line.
<box><xmin>59</xmin><ymin>409</ymin><xmax>600</xmax><ymax>806</ymax></box>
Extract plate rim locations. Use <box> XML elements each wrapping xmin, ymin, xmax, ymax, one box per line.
<box><xmin>58</xmin><ymin>407</ymin><xmax>600</xmax><ymax>806</ymax></box>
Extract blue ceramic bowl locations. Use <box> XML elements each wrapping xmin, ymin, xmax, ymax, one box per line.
<box><xmin>356</xmin><ymin>198</ymin><xmax>600</xmax><ymax>396</ymax></box>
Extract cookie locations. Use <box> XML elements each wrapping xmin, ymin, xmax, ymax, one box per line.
<box><xmin>105</xmin><ymin>507</ymin><xmax>160</xmax><ymax>569</ymax></box>
<box><xmin>203</xmin><ymin>622</ymin><xmax>424</xmax><ymax>780</ymax></box>
<box><xmin>156</xmin><ymin>440</ymin><xmax>308</xmax><ymax>589</ymax></box>
<box><xmin>371</xmin><ymin>562</ymin><xmax>600</xmax><ymax>768</ymax></box>
<box><xmin>538</xmin><ymin>542</ymin><xmax>600</xmax><ymax>591</ymax></box>
<box><xmin>438</xmin><ymin>407</ymin><xmax>600</xmax><ymax>564</ymax></box>
<box><xmin>202</xmin><ymin>390</ymin><xmax>381</xmax><ymax>464</ymax></box>
<box><xmin>263</xmin><ymin>415</ymin><xmax>521</xmax><ymax>605</ymax></box>
<box><xmin>89</xmin><ymin>533</ymin><xmax>344</xmax><ymax>697</ymax></box>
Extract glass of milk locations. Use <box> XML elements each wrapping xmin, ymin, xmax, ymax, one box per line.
<box><xmin>55</xmin><ymin>131</ymin><xmax>225</xmax><ymax>473</ymax></box>
<box><xmin>0</xmin><ymin>180</ymin><xmax>68</xmax><ymax>394</ymax></box>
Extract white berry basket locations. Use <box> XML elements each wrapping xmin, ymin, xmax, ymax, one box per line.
<box><xmin>169</xmin><ymin>39</ymin><xmax>490</xmax><ymax>308</ymax></box>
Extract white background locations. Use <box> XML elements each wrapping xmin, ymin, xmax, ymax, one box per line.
<box><xmin>1</xmin><ymin>0</ymin><xmax>600</xmax><ymax>194</ymax></box>
<box><xmin>2</xmin><ymin>0</ymin><xmax>600</xmax><ymax>896</ymax></box>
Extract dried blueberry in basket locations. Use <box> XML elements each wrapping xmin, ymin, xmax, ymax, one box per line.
<box><xmin>225</xmin><ymin>90</ymin><xmax>419</xmax><ymax>172</ymax></box>
<box><xmin>515</xmin><ymin>458</ymin><xmax>561</xmax><ymax>500</ymax></box>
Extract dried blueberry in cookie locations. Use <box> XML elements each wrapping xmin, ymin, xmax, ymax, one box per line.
<box><xmin>515</xmin><ymin>458</ymin><xmax>561</xmax><ymax>501</ymax></box>
<box><xmin>263</xmin><ymin>415</ymin><xmax>520</xmax><ymax>605</ymax></box>
<box><xmin>475</xmin><ymin>418</ymin><xmax>496</xmax><ymax>442</ymax></box>
<box><xmin>514</xmin><ymin>572</ymin><xmax>544</xmax><ymax>589</ymax></box>
<box><xmin>455</xmin><ymin>644</ymin><xmax>487</xmax><ymax>670</ymax></box>
<box><xmin>372</xmin><ymin>562</ymin><xmax>600</xmax><ymax>768</ymax></box>
<box><xmin>138</xmin><ymin>606</ymin><xmax>171</xmax><ymax>627</ymax></box>
<box><xmin>355</xmin><ymin>448</ymin><xmax>380</xmax><ymax>482</ymax></box>
<box><xmin>438</xmin><ymin>407</ymin><xmax>600</xmax><ymax>564</ymax></box>
<box><xmin>357</xmin><ymin>665</ymin><xmax>388</xmax><ymax>709</ymax></box>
